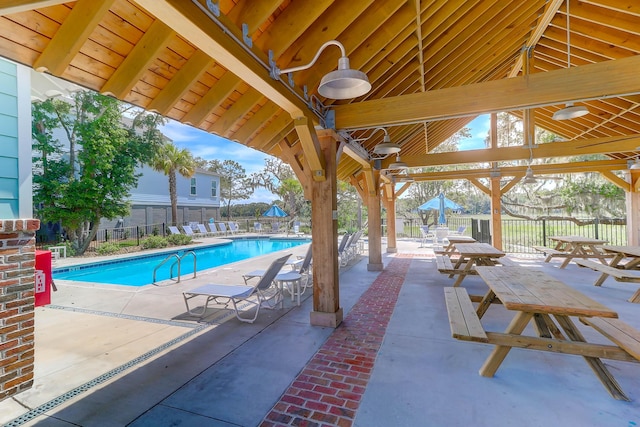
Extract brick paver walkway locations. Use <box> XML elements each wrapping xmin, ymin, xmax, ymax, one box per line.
<box><xmin>261</xmin><ymin>256</ymin><xmax>411</xmax><ymax>427</ymax></box>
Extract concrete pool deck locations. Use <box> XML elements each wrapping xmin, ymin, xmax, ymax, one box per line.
<box><xmin>1</xmin><ymin>236</ymin><xmax>639</xmax><ymax>426</ymax></box>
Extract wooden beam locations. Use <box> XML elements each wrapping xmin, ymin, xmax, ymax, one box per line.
<box><xmin>134</xmin><ymin>0</ymin><xmax>313</xmax><ymax>119</ymax></box>
<box><xmin>334</xmin><ymin>55</ymin><xmax>640</xmax><ymax>129</ymax></box>
<box><xmin>469</xmin><ymin>177</ymin><xmax>490</xmax><ymax>195</ymax></box>
<box><xmin>382</xmin><ymin>135</ymin><xmax>640</xmax><ymax>169</ymax></box>
<box><xmin>293</xmin><ymin>116</ymin><xmax>326</xmax><ymax>181</ymax></box>
<box><xmin>101</xmin><ymin>20</ymin><xmax>174</xmax><ymax>98</ymax></box>
<box><xmin>146</xmin><ymin>49</ymin><xmax>214</xmax><ymax>116</ymax></box>
<box><xmin>33</xmin><ymin>0</ymin><xmax>116</xmax><ymax>75</ymax></box>
<box><xmin>0</xmin><ymin>0</ymin><xmax>68</xmax><ymax>15</ymax></box>
<box><xmin>600</xmin><ymin>170</ymin><xmax>630</xmax><ymax>191</ymax></box>
<box><xmin>410</xmin><ymin>159</ymin><xmax>629</xmax><ymax>181</ymax></box>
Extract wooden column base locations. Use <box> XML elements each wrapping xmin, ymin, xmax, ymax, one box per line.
<box><xmin>367</xmin><ymin>262</ymin><xmax>384</xmax><ymax>271</ymax></box>
<box><xmin>310</xmin><ymin>308</ymin><xmax>343</xmax><ymax>328</ymax></box>
<box><xmin>386</xmin><ymin>247</ymin><xmax>398</xmax><ymax>253</ymax></box>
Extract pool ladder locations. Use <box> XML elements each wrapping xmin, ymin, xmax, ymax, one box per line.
<box><xmin>153</xmin><ymin>250</ymin><xmax>197</xmax><ymax>284</ymax></box>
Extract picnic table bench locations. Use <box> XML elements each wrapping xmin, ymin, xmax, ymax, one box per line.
<box><xmin>534</xmin><ymin>236</ymin><xmax>613</xmax><ymax>268</ymax></box>
<box><xmin>576</xmin><ymin>257</ymin><xmax>640</xmax><ymax>304</ymax></box>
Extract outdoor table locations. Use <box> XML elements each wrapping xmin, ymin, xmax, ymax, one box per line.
<box><xmin>547</xmin><ymin>236</ymin><xmax>611</xmax><ymax>269</ymax></box>
<box><xmin>450</xmin><ymin>243</ymin><xmax>505</xmax><ymax>287</ymax></box>
<box><xmin>441</xmin><ymin>235</ymin><xmax>476</xmax><ymax>255</ymax></box>
<box><xmin>601</xmin><ymin>245</ymin><xmax>640</xmax><ymax>271</ymax></box>
<box><xmin>474</xmin><ymin>266</ymin><xmax>637</xmax><ymax>401</ymax></box>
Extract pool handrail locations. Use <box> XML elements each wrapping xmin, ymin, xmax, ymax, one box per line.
<box><xmin>153</xmin><ymin>251</ymin><xmax>197</xmax><ymax>284</ymax></box>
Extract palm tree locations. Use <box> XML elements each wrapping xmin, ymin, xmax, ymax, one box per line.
<box><xmin>151</xmin><ymin>142</ymin><xmax>196</xmax><ymax>226</ymax></box>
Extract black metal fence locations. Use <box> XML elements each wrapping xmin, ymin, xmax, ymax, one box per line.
<box><xmin>399</xmin><ymin>216</ymin><xmax>627</xmax><ymax>254</ymax></box>
<box><xmin>88</xmin><ymin>223</ymin><xmax>167</xmax><ymax>250</ymax></box>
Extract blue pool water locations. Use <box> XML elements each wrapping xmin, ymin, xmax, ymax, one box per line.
<box><xmin>53</xmin><ymin>238</ymin><xmax>309</xmax><ymax>287</ymax></box>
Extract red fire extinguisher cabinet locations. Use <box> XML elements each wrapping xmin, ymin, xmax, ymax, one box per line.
<box><xmin>35</xmin><ymin>250</ymin><xmax>52</xmax><ymax>307</ymax></box>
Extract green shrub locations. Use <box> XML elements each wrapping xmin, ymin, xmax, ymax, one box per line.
<box><xmin>96</xmin><ymin>242</ymin><xmax>121</xmax><ymax>255</ymax></box>
<box><xmin>166</xmin><ymin>234</ymin><xmax>192</xmax><ymax>246</ymax></box>
<box><xmin>142</xmin><ymin>236</ymin><xmax>168</xmax><ymax>249</ymax></box>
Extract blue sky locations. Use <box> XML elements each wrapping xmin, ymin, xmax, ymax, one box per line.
<box><xmin>459</xmin><ymin>114</ymin><xmax>490</xmax><ymax>151</ymax></box>
<box><xmin>161</xmin><ymin>114</ymin><xmax>491</xmax><ymax>203</ymax></box>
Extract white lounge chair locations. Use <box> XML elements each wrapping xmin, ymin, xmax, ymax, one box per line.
<box><xmin>419</xmin><ymin>225</ymin><xmax>435</xmax><ymax>247</ymax></box>
<box><xmin>340</xmin><ymin>230</ymin><xmax>362</xmax><ymax>267</ymax></box>
<box><xmin>271</xmin><ymin>222</ymin><xmax>281</xmax><ymax>234</ymax></box>
<box><xmin>449</xmin><ymin>225</ymin><xmax>467</xmax><ymax>236</ymax></box>
<box><xmin>228</xmin><ymin>221</ymin><xmax>239</xmax><ymax>234</ymax></box>
<box><xmin>217</xmin><ymin>222</ymin><xmax>228</xmax><ymax>235</ymax></box>
<box><xmin>168</xmin><ymin>226</ymin><xmax>182</xmax><ymax>235</ymax></box>
<box><xmin>254</xmin><ymin>222</ymin><xmax>263</xmax><ymax>233</ymax></box>
<box><xmin>196</xmin><ymin>223</ymin><xmax>215</xmax><ymax>237</ymax></box>
<box><xmin>183</xmin><ymin>254</ymin><xmax>291</xmax><ymax>323</ymax></box>
<box><xmin>182</xmin><ymin>225</ymin><xmax>195</xmax><ymax>237</ymax></box>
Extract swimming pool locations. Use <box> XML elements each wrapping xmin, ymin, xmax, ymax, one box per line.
<box><xmin>53</xmin><ymin>238</ymin><xmax>310</xmax><ymax>287</ymax></box>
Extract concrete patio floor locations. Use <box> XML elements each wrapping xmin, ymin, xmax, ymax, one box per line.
<box><xmin>1</xmin><ymin>236</ymin><xmax>639</xmax><ymax>426</ymax></box>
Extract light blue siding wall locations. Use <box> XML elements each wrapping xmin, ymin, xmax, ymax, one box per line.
<box><xmin>0</xmin><ymin>60</ymin><xmax>19</xmax><ymax>218</ymax></box>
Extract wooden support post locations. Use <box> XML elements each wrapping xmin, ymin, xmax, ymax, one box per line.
<box><xmin>309</xmin><ymin>130</ymin><xmax>343</xmax><ymax>328</ymax></box>
<box><xmin>490</xmin><ymin>176</ymin><xmax>503</xmax><ymax>250</ymax></box>
<box><xmin>626</xmin><ymin>169</ymin><xmax>640</xmax><ymax>245</ymax></box>
<box><xmin>383</xmin><ymin>186</ymin><xmax>397</xmax><ymax>253</ymax></box>
<box><xmin>364</xmin><ymin>170</ymin><xmax>383</xmax><ymax>271</ymax></box>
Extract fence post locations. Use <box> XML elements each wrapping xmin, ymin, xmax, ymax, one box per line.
<box><xmin>594</xmin><ymin>218</ymin><xmax>599</xmax><ymax>239</ymax></box>
<box><xmin>137</xmin><ymin>226</ymin><xmax>140</xmax><ymax>246</ymax></box>
<box><xmin>542</xmin><ymin>219</ymin><xmax>547</xmax><ymax>246</ymax></box>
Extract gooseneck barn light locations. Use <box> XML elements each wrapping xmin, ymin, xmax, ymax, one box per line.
<box><xmin>271</xmin><ymin>40</ymin><xmax>371</xmax><ymax>100</ymax></box>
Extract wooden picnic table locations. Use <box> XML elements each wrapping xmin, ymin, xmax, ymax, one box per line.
<box><xmin>541</xmin><ymin>235</ymin><xmax>612</xmax><ymax>269</ymax></box>
<box><xmin>449</xmin><ymin>243</ymin><xmax>506</xmax><ymax>287</ymax></box>
<box><xmin>470</xmin><ymin>266</ymin><xmax>640</xmax><ymax>401</ymax></box>
<box><xmin>575</xmin><ymin>245</ymin><xmax>640</xmax><ymax>303</ymax></box>
<box><xmin>438</xmin><ymin>235</ymin><xmax>476</xmax><ymax>255</ymax></box>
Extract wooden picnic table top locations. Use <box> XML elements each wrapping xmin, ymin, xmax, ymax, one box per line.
<box><xmin>475</xmin><ymin>266</ymin><xmax>618</xmax><ymax>318</ymax></box>
<box><xmin>549</xmin><ymin>236</ymin><xmax>608</xmax><ymax>245</ymax></box>
<box><xmin>454</xmin><ymin>243</ymin><xmax>504</xmax><ymax>258</ymax></box>
<box><xmin>601</xmin><ymin>245</ymin><xmax>640</xmax><ymax>258</ymax></box>
<box><xmin>445</xmin><ymin>235</ymin><xmax>476</xmax><ymax>244</ymax></box>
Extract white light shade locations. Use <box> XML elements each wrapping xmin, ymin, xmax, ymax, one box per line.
<box><xmin>388</xmin><ymin>155</ymin><xmax>408</xmax><ymax>170</ymax></box>
<box><xmin>552</xmin><ymin>103</ymin><xmax>589</xmax><ymax>120</ymax></box>
<box><xmin>318</xmin><ymin>57</ymin><xmax>371</xmax><ymax>99</ymax></box>
<box><xmin>523</xmin><ymin>166</ymin><xmax>537</xmax><ymax>184</ymax></box>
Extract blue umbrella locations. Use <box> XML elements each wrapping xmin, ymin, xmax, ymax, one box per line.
<box><xmin>418</xmin><ymin>193</ymin><xmax>462</xmax><ymax>225</ymax></box>
<box><xmin>262</xmin><ymin>205</ymin><xmax>288</xmax><ymax>218</ymax></box>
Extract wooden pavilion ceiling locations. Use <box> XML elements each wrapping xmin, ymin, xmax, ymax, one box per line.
<box><xmin>1</xmin><ymin>0</ymin><xmax>640</xmax><ymax>185</ymax></box>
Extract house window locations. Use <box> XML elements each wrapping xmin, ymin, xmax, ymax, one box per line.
<box><xmin>211</xmin><ymin>180</ymin><xmax>217</xmax><ymax>198</ymax></box>
<box><xmin>190</xmin><ymin>177</ymin><xmax>197</xmax><ymax>195</ymax></box>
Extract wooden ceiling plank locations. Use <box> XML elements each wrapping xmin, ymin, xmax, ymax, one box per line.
<box><xmin>100</xmin><ymin>20</ymin><xmax>173</xmax><ymax>98</ymax></box>
<box><xmin>134</xmin><ymin>0</ymin><xmax>312</xmax><ymax>118</ymax></box>
<box><xmin>0</xmin><ymin>0</ymin><xmax>69</xmax><ymax>16</ymax></box>
<box><xmin>182</xmin><ymin>71</ymin><xmax>240</xmax><ymax>127</ymax></box>
<box><xmin>232</xmin><ymin>102</ymin><xmax>282</xmax><ymax>144</ymax></box>
<box><xmin>33</xmin><ymin>0</ymin><xmax>116</xmax><ymax>76</ymax></box>
<box><xmin>147</xmin><ymin>49</ymin><xmax>214</xmax><ymax>115</ymax></box>
<box><xmin>226</xmin><ymin>0</ymin><xmax>280</xmax><ymax>34</ymax></box>
<box><xmin>335</xmin><ymin>55</ymin><xmax>640</xmax><ymax>129</ymax></box>
<box><xmin>208</xmin><ymin>87</ymin><xmax>261</xmax><ymax>136</ymax></box>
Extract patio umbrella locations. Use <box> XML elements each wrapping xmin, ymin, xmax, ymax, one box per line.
<box><xmin>418</xmin><ymin>193</ymin><xmax>462</xmax><ymax>225</ymax></box>
<box><xmin>262</xmin><ymin>205</ymin><xmax>288</xmax><ymax>218</ymax></box>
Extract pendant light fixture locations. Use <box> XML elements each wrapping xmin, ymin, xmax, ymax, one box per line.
<box><xmin>388</xmin><ymin>154</ymin><xmax>409</xmax><ymax>171</ymax></box>
<box><xmin>523</xmin><ymin>166</ymin><xmax>538</xmax><ymax>184</ymax></box>
<box><xmin>371</xmin><ymin>127</ymin><xmax>401</xmax><ymax>155</ymax></box>
<box><xmin>553</xmin><ymin>0</ymin><xmax>589</xmax><ymax>120</ymax></box>
<box><xmin>271</xmin><ymin>40</ymin><xmax>371</xmax><ymax>100</ymax></box>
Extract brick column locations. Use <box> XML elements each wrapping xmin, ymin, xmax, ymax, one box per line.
<box><xmin>0</xmin><ymin>219</ymin><xmax>40</xmax><ymax>402</ymax></box>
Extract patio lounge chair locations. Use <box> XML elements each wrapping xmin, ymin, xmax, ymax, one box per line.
<box><xmin>182</xmin><ymin>225</ymin><xmax>195</xmax><ymax>237</ymax></box>
<box><xmin>254</xmin><ymin>222</ymin><xmax>263</xmax><ymax>233</ymax></box>
<box><xmin>183</xmin><ymin>254</ymin><xmax>291</xmax><ymax>323</ymax></box>
<box><xmin>217</xmin><ymin>222</ymin><xmax>228</xmax><ymax>235</ymax></box>
<box><xmin>196</xmin><ymin>223</ymin><xmax>215</xmax><ymax>237</ymax></box>
<box><xmin>419</xmin><ymin>225</ymin><xmax>435</xmax><ymax>247</ymax></box>
<box><xmin>168</xmin><ymin>226</ymin><xmax>182</xmax><ymax>235</ymax></box>
<box><xmin>228</xmin><ymin>221</ymin><xmax>239</xmax><ymax>234</ymax></box>
<box><xmin>449</xmin><ymin>226</ymin><xmax>467</xmax><ymax>236</ymax></box>
<box><xmin>271</xmin><ymin>222</ymin><xmax>281</xmax><ymax>234</ymax></box>
<box><xmin>340</xmin><ymin>230</ymin><xmax>363</xmax><ymax>267</ymax></box>
<box><xmin>337</xmin><ymin>232</ymin><xmax>352</xmax><ymax>267</ymax></box>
